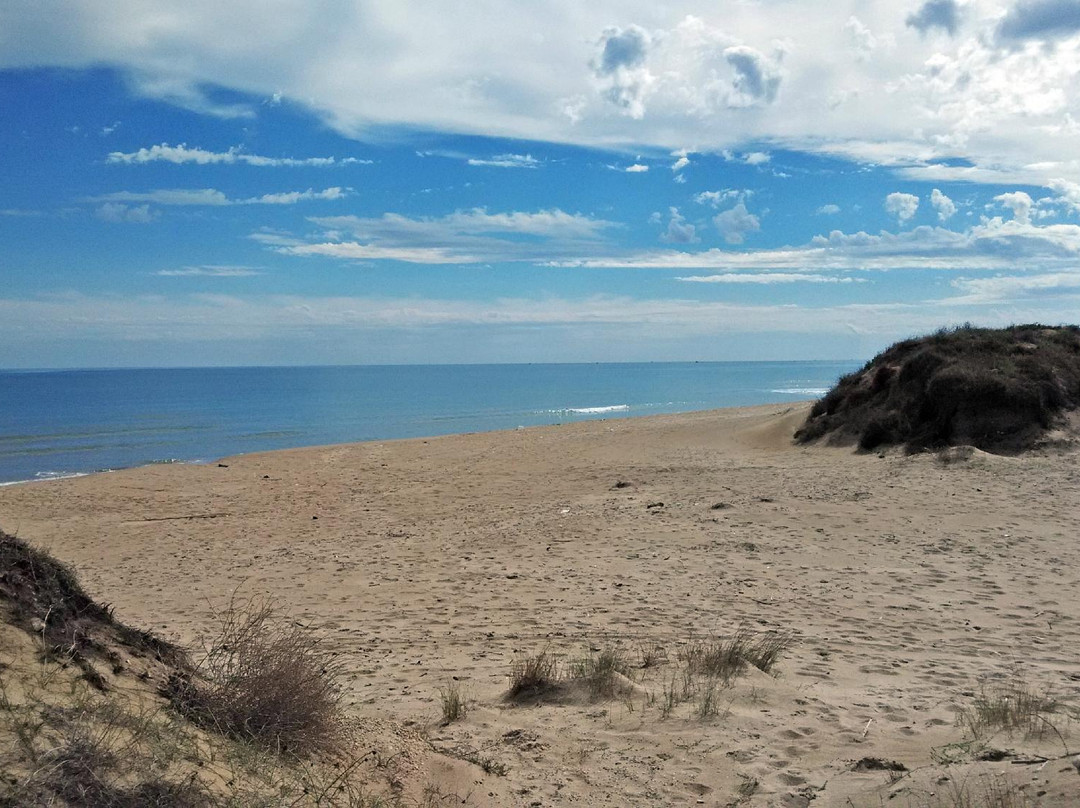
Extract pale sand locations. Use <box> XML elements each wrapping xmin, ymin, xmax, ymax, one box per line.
<box><xmin>2</xmin><ymin>403</ymin><xmax>1079</xmax><ymax>806</ymax></box>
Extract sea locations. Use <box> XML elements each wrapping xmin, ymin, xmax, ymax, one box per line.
<box><xmin>0</xmin><ymin>361</ymin><xmax>857</xmax><ymax>485</ymax></box>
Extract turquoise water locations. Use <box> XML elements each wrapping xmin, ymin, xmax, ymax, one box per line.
<box><xmin>0</xmin><ymin>361</ymin><xmax>855</xmax><ymax>484</ymax></box>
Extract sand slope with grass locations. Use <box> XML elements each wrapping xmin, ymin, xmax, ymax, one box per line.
<box><xmin>2</xmin><ymin>402</ymin><xmax>1079</xmax><ymax>806</ymax></box>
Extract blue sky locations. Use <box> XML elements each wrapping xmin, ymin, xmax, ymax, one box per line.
<box><xmin>4</xmin><ymin>1</ymin><xmax>1080</xmax><ymax>367</ymax></box>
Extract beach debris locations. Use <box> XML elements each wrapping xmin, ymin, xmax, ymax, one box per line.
<box><xmin>646</xmin><ymin>501</ymin><xmax>664</xmax><ymax>509</ymax></box>
<box><xmin>710</xmin><ymin>502</ymin><xmax>731</xmax><ymax>510</ymax></box>
<box><xmin>612</xmin><ymin>480</ymin><xmax>632</xmax><ymax>489</ymax></box>
<box><xmin>852</xmin><ymin>756</ymin><xmax>906</xmax><ymax>772</ymax></box>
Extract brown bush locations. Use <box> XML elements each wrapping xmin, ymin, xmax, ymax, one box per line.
<box><xmin>167</xmin><ymin>594</ymin><xmax>350</xmax><ymax>757</ymax></box>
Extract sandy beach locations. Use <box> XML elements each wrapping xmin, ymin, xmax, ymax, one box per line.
<box><xmin>1</xmin><ymin>402</ymin><xmax>1078</xmax><ymax>806</ymax></box>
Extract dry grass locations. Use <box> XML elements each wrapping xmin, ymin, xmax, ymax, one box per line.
<box><xmin>680</xmin><ymin>629</ymin><xmax>795</xmax><ymax>682</ymax></box>
<box><xmin>437</xmin><ymin>682</ymin><xmax>467</xmax><ymax>725</ymax></box>
<box><xmin>568</xmin><ymin>646</ymin><xmax>630</xmax><ymax>700</ymax></box>
<box><xmin>505</xmin><ymin>651</ymin><xmax>560</xmax><ymax>701</ymax></box>
<box><xmin>959</xmin><ymin>678</ymin><xmax>1064</xmax><ymax>741</ymax></box>
<box><xmin>167</xmin><ymin>593</ymin><xmax>351</xmax><ymax>757</ymax></box>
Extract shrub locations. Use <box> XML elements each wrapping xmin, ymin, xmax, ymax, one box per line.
<box><xmin>439</xmin><ymin>682</ymin><xmax>467</xmax><ymax>724</ymax></box>
<box><xmin>167</xmin><ymin>594</ymin><xmax>349</xmax><ymax>757</ymax></box>
<box><xmin>569</xmin><ymin>646</ymin><xmax>630</xmax><ymax>700</ymax></box>
<box><xmin>506</xmin><ymin>651</ymin><xmax>560</xmax><ymax>701</ymax></box>
<box><xmin>795</xmin><ymin>324</ymin><xmax>1080</xmax><ymax>454</ymax></box>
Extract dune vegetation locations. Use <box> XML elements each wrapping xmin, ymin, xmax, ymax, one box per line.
<box><xmin>796</xmin><ymin>324</ymin><xmax>1080</xmax><ymax>454</ymax></box>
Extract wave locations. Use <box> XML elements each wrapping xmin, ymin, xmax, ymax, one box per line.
<box><xmin>770</xmin><ymin>387</ymin><xmax>828</xmax><ymax>396</ymax></box>
<box><xmin>551</xmin><ymin>404</ymin><xmax>631</xmax><ymax>415</ymax></box>
<box><xmin>0</xmin><ymin>470</ymin><xmax>92</xmax><ymax>487</ymax></box>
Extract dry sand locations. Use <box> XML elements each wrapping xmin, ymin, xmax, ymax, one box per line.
<box><xmin>1</xmin><ymin>402</ymin><xmax>1079</xmax><ymax>806</ymax></box>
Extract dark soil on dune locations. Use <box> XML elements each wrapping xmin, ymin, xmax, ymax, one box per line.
<box><xmin>795</xmin><ymin>325</ymin><xmax>1080</xmax><ymax>454</ymax></box>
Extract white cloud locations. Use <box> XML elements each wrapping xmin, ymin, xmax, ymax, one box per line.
<box><xmin>624</xmin><ymin>163</ymin><xmax>650</xmax><ymax>172</ymax></box>
<box><xmin>156</xmin><ymin>265</ymin><xmax>262</xmax><ymax>277</ymax></box>
<box><xmin>552</xmin><ymin>216</ymin><xmax>1080</xmax><ymax>271</ymax></box>
<box><xmin>1049</xmin><ymin>178</ymin><xmax>1080</xmax><ymax>212</ymax></box>
<box><xmin>714</xmin><ymin>203</ymin><xmax>760</xmax><ymax>244</ymax></box>
<box><xmin>675</xmin><ymin>272</ymin><xmax>862</xmax><ymax>284</ymax></box>
<box><xmin>95</xmin><ymin>202</ymin><xmax>157</xmax><ymax>223</ymax></box>
<box><xmin>659</xmin><ymin>207</ymin><xmax>699</xmax><ymax>244</ymax></box>
<box><xmin>884</xmin><ymin>192</ymin><xmax>919</xmax><ymax>224</ymax></box>
<box><xmin>281</xmin><ymin>208</ymin><xmax>620</xmax><ymax>264</ymax></box>
<box><xmin>906</xmin><ymin>0</ymin><xmax>962</xmax><ymax>36</ymax></box>
<box><xmin>12</xmin><ymin>2</ymin><xmax>1080</xmax><ymax>186</ymax></box>
<box><xmin>107</xmin><ymin>143</ymin><xmax>368</xmax><ymax>166</ymax></box>
<box><xmin>723</xmin><ymin>45</ymin><xmax>782</xmax><ymax>108</ymax></box>
<box><xmin>950</xmin><ymin>270</ymin><xmax>1080</xmax><ymax>302</ymax></box>
<box><xmin>695</xmin><ymin>189</ymin><xmax>751</xmax><ymax>207</ymax></box>
<box><xmin>816</xmin><ymin>204</ymin><xmax>841</xmax><ymax>215</ymax></box>
<box><xmin>86</xmin><ymin>187</ymin><xmax>347</xmax><ymax>206</ymax></box>
<box><xmin>671</xmin><ymin>155</ymin><xmax>690</xmax><ymax>172</ymax></box>
<box><xmin>994</xmin><ymin>190</ymin><xmax>1034</xmax><ymax>224</ymax></box>
<box><xmin>466</xmin><ymin>153</ymin><xmax>541</xmax><ymax>168</ymax></box>
<box><xmin>930</xmin><ymin>188</ymin><xmax>957</xmax><ymax>221</ymax></box>
<box><xmin>592</xmin><ymin>24</ymin><xmax>654</xmax><ymax>119</ymax></box>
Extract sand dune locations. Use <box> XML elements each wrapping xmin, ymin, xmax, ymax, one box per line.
<box><xmin>1</xmin><ymin>403</ymin><xmax>1078</xmax><ymax>806</ymax></box>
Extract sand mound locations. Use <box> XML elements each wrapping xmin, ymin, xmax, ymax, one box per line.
<box><xmin>795</xmin><ymin>324</ymin><xmax>1080</xmax><ymax>454</ymax></box>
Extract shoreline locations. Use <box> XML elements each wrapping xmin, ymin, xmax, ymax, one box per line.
<box><xmin>0</xmin><ymin>400</ymin><xmax>818</xmax><ymax>488</ymax></box>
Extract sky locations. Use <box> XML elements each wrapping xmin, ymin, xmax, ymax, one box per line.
<box><xmin>4</xmin><ymin>1</ymin><xmax>1080</xmax><ymax>367</ymax></box>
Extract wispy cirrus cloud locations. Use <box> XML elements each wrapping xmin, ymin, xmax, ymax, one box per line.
<box><xmin>280</xmin><ymin>208</ymin><xmax>620</xmax><ymax>264</ymax></box>
<box><xmin>85</xmin><ymin>187</ymin><xmax>348</xmax><ymax>206</ymax></box>
<box><xmin>466</xmin><ymin>153</ymin><xmax>541</xmax><ymax>168</ymax></box>
<box><xmin>676</xmin><ymin>272</ymin><xmax>864</xmax><ymax>284</ymax></box>
<box><xmin>107</xmin><ymin>143</ymin><xmax>370</xmax><ymax>167</ymax></box>
<box><xmin>155</xmin><ymin>265</ymin><xmax>262</xmax><ymax>277</ymax></box>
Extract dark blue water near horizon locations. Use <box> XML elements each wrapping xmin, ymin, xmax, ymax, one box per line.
<box><xmin>0</xmin><ymin>361</ymin><xmax>857</xmax><ymax>485</ymax></box>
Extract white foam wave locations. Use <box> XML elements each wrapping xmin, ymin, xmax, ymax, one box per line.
<box><xmin>552</xmin><ymin>404</ymin><xmax>630</xmax><ymax>415</ymax></box>
<box><xmin>0</xmin><ymin>470</ymin><xmax>91</xmax><ymax>487</ymax></box>
<box><xmin>771</xmin><ymin>387</ymin><xmax>828</xmax><ymax>396</ymax></box>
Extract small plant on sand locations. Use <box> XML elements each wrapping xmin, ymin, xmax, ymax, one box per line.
<box><xmin>167</xmin><ymin>592</ymin><xmax>350</xmax><ymax>757</ymax></box>
<box><xmin>960</xmin><ymin>677</ymin><xmax>1063</xmax><ymax>741</ymax></box>
<box><xmin>438</xmin><ymin>681</ymin><xmax>467</xmax><ymax>724</ymax></box>
<box><xmin>569</xmin><ymin>646</ymin><xmax>630</xmax><ymax>700</ymax></box>
<box><xmin>681</xmin><ymin>628</ymin><xmax>795</xmax><ymax>682</ymax></box>
<box><xmin>506</xmin><ymin>650</ymin><xmax>560</xmax><ymax>701</ymax></box>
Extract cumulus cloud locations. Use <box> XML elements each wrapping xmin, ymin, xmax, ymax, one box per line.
<box><xmin>623</xmin><ymin>163</ymin><xmax>649</xmax><ymax>172</ymax></box>
<box><xmin>994</xmin><ymin>190</ymin><xmax>1034</xmax><ymax>223</ymax></box>
<box><xmin>695</xmin><ymin>189</ymin><xmax>751</xmax><ymax>208</ymax></box>
<box><xmin>592</xmin><ymin>25</ymin><xmax>654</xmax><ymax>118</ymax></box>
<box><xmin>659</xmin><ymin>207</ymin><xmax>699</xmax><ymax>244</ymax></box>
<box><xmin>1048</xmin><ymin>178</ymin><xmax>1080</xmax><ymax>212</ymax></box>
<box><xmin>816</xmin><ymin>204</ymin><xmax>841</xmax><ymax>215</ymax></box>
<box><xmin>906</xmin><ymin>0</ymin><xmax>962</xmax><ymax>36</ymax></box>
<box><xmin>884</xmin><ymin>192</ymin><xmax>920</xmax><ymax>224</ymax></box>
<box><xmin>714</xmin><ymin>203</ymin><xmax>761</xmax><ymax>244</ymax></box>
<box><xmin>723</xmin><ymin>45</ymin><xmax>781</xmax><ymax>107</ymax></box>
<box><xmin>12</xmin><ymin>2</ymin><xmax>1080</xmax><ymax>190</ymax></box>
<box><xmin>107</xmin><ymin>143</ymin><xmax>368</xmax><ymax>167</ymax></box>
<box><xmin>996</xmin><ymin>0</ymin><xmax>1080</xmax><ymax>44</ymax></box>
<box><xmin>930</xmin><ymin>188</ymin><xmax>957</xmax><ymax>221</ymax></box>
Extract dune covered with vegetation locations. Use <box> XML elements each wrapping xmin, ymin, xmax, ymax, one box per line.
<box><xmin>796</xmin><ymin>325</ymin><xmax>1080</xmax><ymax>454</ymax></box>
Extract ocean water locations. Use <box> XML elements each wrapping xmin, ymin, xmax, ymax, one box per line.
<box><xmin>0</xmin><ymin>361</ymin><xmax>856</xmax><ymax>485</ymax></box>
